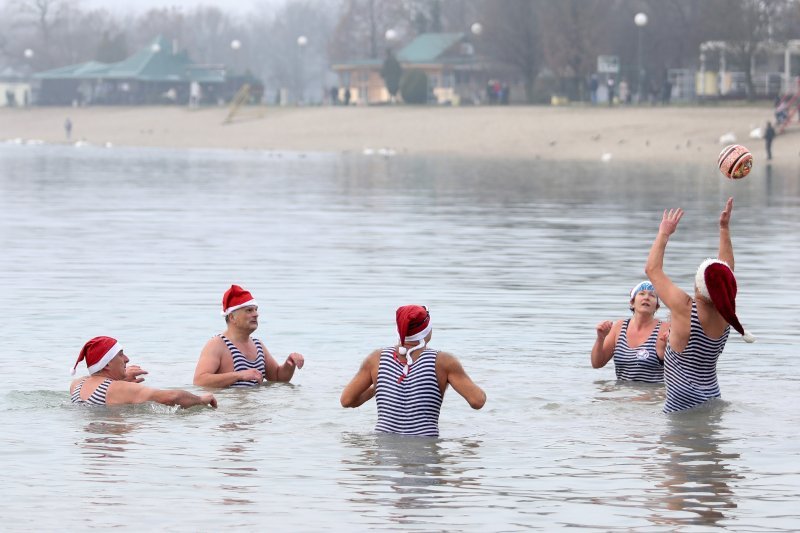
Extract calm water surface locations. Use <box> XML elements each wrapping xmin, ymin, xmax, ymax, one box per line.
<box><xmin>1</xmin><ymin>144</ymin><xmax>799</xmax><ymax>531</ymax></box>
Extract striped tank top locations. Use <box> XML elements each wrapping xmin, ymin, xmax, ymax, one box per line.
<box><xmin>612</xmin><ymin>319</ymin><xmax>664</xmax><ymax>383</ymax></box>
<box><xmin>375</xmin><ymin>347</ymin><xmax>443</xmax><ymax>437</ymax></box>
<box><xmin>71</xmin><ymin>378</ymin><xmax>112</xmax><ymax>406</ymax></box>
<box><xmin>663</xmin><ymin>301</ymin><xmax>729</xmax><ymax>413</ymax></box>
<box><xmin>220</xmin><ymin>334</ymin><xmax>265</xmax><ymax>388</ymax></box>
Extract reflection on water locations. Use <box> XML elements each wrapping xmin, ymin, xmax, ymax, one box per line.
<box><xmin>340</xmin><ymin>432</ymin><xmax>482</xmax><ymax>523</ymax></box>
<box><xmin>652</xmin><ymin>403</ymin><xmax>740</xmax><ymax>527</ymax></box>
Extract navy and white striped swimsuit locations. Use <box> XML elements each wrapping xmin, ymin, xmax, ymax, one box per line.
<box><xmin>71</xmin><ymin>378</ymin><xmax>112</xmax><ymax>406</ymax></box>
<box><xmin>663</xmin><ymin>301</ymin><xmax>729</xmax><ymax>413</ymax></box>
<box><xmin>375</xmin><ymin>347</ymin><xmax>443</xmax><ymax>437</ymax></box>
<box><xmin>220</xmin><ymin>334</ymin><xmax>266</xmax><ymax>388</ymax></box>
<box><xmin>612</xmin><ymin>319</ymin><xmax>664</xmax><ymax>383</ymax></box>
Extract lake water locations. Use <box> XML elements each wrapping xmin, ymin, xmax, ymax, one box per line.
<box><xmin>1</xmin><ymin>143</ymin><xmax>798</xmax><ymax>531</ymax></box>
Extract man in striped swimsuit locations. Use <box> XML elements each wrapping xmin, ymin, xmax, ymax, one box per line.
<box><xmin>194</xmin><ymin>285</ymin><xmax>305</xmax><ymax>388</ymax></box>
<box><xmin>70</xmin><ymin>336</ymin><xmax>217</xmax><ymax>408</ymax></box>
<box><xmin>645</xmin><ymin>197</ymin><xmax>755</xmax><ymax>413</ymax></box>
<box><xmin>340</xmin><ymin>305</ymin><xmax>486</xmax><ymax>437</ymax></box>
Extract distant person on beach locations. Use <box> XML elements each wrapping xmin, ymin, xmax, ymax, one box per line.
<box><xmin>607</xmin><ymin>77</ymin><xmax>615</xmax><ymax>106</ymax></box>
<box><xmin>645</xmin><ymin>198</ymin><xmax>755</xmax><ymax>413</ymax></box>
<box><xmin>340</xmin><ymin>305</ymin><xmax>486</xmax><ymax>437</ymax></box>
<box><xmin>193</xmin><ymin>285</ymin><xmax>305</xmax><ymax>388</ymax></box>
<box><xmin>589</xmin><ymin>74</ymin><xmax>599</xmax><ymax>105</ymax></box>
<box><xmin>344</xmin><ymin>87</ymin><xmax>351</xmax><ymax>106</ymax></box>
<box><xmin>591</xmin><ymin>281</ymin><xmax>669</xmax><ymax>383</ymax></box>
<box><xmin>764</xmin><ymin>121</ymin><xmax>776</xmax><ymax>160</ymax></box>
<box><xmin>64</xmin><ymin>117</ymin><xmax>72</xmax><ymax>140</ymax></box>
<box><xmin>70</xmin><ymin>336</ymin><xmax>217</xmax><ymax>408</ymax></box>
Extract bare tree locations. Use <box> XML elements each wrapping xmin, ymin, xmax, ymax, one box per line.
<box><xmin>478</xmin><ymin>0</ymin><xmax>543</xmax><ymax>103</ymax></box>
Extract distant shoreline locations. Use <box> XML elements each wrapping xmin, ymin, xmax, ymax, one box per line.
<box><xmin>0</xmin><ymin>105</ymin><xmax>794</xmax><ymax>165</ymax></box>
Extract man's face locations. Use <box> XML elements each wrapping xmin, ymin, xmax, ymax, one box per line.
<box><xmin>106</xmin><ymin>351</ymin><xmax>129</xmax><ymax>380</ymax></box>
<box><xmin>231</xmin><ymin>305</ymin><xmax>259</xmax><ymax>332</ymax></box>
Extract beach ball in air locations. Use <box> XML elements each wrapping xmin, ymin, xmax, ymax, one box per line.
<box><xmin>718</xmin><ymin>144</ymin><xmax>753</xmax><ymax>179</ymax></box>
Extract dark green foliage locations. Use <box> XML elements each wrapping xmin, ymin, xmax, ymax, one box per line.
<box><xmin>380</xmin><ymin>49</ymin><xmax>403</xmax><ymax>98</ymax></box>
<box><xmin>400</xmin><ymin>69</ymin><xmax>428</xmax><ymax>104</ymax></box>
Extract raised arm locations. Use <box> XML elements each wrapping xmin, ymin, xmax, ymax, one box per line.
<box><xmin>439</xmin><ymin>352</ymin><xmax>486</xmax><ymax>409</ymax></box>
<box><xmin>591</xmin><ymin>320</ymin><xmax>621</xmax><ymax>369</ymax></box>
<box><xmin>645</xmin><ymin>208</ymin><xmax>692</xmax><ymax>314</ymax></box>
<box><xmin>718</xmin><ymin>197</ymin><xmax>734</xmax><ymax>270</ymax></box>
<box><xmin>108</xmin><ymin>381</ymin><xmax>217</xmax><ymax>409</ymax></box>
<box><xmin>194</xmin><ymin>338</ymin><xmax>262</xmax><ymax>388</ymax></box>
<box><xmin>340</xmin><ymin>350</ymin><xmax>379</xmax><ymax>408</ymax></box>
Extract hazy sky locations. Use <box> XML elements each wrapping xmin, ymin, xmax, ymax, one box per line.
<box><xmin>81</xmin><ymin>0</ymin><xmax>272</xmax><ymax>14</ymax></box>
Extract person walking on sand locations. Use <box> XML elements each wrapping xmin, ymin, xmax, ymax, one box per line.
<box><xmin>645</xmin><ymin>198</ymin><xmax>755</xmax><ymax>413</ymax></box>
<box><xmin>70</xmin><ymin>336</ymin><xmax>217</xmax><ymax>409</ymax></box>
<box><xmin>340</xmin><ymin>305</ymin><xmax>486</xmax><ymax>437</ymax></box>
<box><xmin>194</xmin><ymin>285</ymin><xmax>305</xmax><ymax>388</ymax></box>
<box><xmin>764</xmin><ymin>121</ymin><xmax>776</xmax><ymax>160</ymax></box>
<box><xmin>64</xmin><ymin>117</ymin><xmax>72</xmax><ymax>141</ymax></box>
<box><xmin>591</xmin><ymin>280</ymin><xmax>669</xmax><ymax>383</ymax></box>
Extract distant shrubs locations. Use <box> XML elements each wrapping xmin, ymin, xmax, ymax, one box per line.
<box><xmin>400</xmin><ymin>70</ymin><xmax>428</xmax><ymax>104</ymax></box>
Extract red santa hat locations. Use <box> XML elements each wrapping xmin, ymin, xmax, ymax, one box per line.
<box><xmin>221</xmin><ymin>284</ymin><xmax>258</xmax><ymax>316</ymax></box>
<box><xmin>395</xmin><ymin>305</ymin><xmax>432</xmax><ymax>381</ymax></box>
<box><xmin>71</xmin><ymin>336</ymin><xmax>122</xmax><ymax>375</ymax></box>
<box><xmin>695</xmin><ymin>258</ymin><xmax>756</xmax><ymax>343</ymax></box>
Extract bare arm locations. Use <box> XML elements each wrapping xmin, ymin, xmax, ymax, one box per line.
<box><xmin>340</xmin><ymin>351</ymin><xmax>378</xmax><ymax>408</ymax></box>
<box><xmin>718</xmin><ymin>197</ymin><xmax>734</xmax><ymax>270</ymax></box>
<box><xmin>645</xmin><ymin>208</ymin><xmax>692</xmax><ymax>315</ymax></box>
<box><xmin>108</xmin><ymin>381</ymin><xmax>217</xmax><ymax>409</ymax></box>
<box><xmin>193</xmin><ymin>338</ymin><xmax>262</xmax><ymax>388</ymax></box>
<box><xmin>591</xmin><ymin>320</ymin><xmax>621</xmax><ymax>369</ymax></box>
<box><xmin>645</xmin><ymin>208</ymin><xmax>692</xmax><ymax>352</ymax></box>
<box><xmin>439</xmin><ymin>352</ymin><xmax>486</xmax><ymax>409</ymax></box>
<box><xmin>265</xmin><ymin>350</ymin><xmax>305</xmax><ymax>382</ymax></box>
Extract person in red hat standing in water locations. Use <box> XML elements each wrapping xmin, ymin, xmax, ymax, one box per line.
<box><xmin>340</xmin><ymin>305</ymin><xmax>486</xmax><ymax>437</ymax></box>
<box><xmin>70</xmin><ymin>336</ymin><xmax>217</xmax><ymax>408</ymax></box>
<box><xmin>194</xmin><ymin>285</ymin><xmax>305</xmax><ymax>388</ymax></box>
<box><xmin>645</xmin><ymin>197</ymin><xmax>755</xmax><ymax>413</ymax></box>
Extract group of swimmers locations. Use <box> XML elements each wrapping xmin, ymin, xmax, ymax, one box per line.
<box><xmin>70</xmin><ymin>197</ymin><xmax>752</xmax><ymax>435</ymax></box>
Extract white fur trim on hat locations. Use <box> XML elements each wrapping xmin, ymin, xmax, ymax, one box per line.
<box><xmin>222</xmin><ymin>299</ymin><xmax>258</xmax><ymax>316</ymax></box>
<box><xmin>86</xmin><ymin>342</ymin><xmax>122</xmax><ymax>375</ymax></box>
<box><xmin>404</xmin><ymin>322</ymin><xmax>432</xmax><ymax>344</ymax></box>
<box><xmin>695</xmin><ymin>258</ymin><xmax>731</xmax><ymax>300</ymax></box>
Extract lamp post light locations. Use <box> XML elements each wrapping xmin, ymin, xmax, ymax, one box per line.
<box><xmin>634</xmin><ymin>12</ymin><xmax>648</xmax><ymax>103</ymax></box>
<box><xmin>470</xmin><ymin>22</ymin><xmax>483</xmax><ymax>36</ymax></box>
<box><xmin>23</xmin><ymin>48</ymin><xmax>34</xmax><ymax>59</ymax></box>
<box><xmin>384</xmin><ymin>28</ymin><xmax>397</xmax><ymax>43</ymax></box>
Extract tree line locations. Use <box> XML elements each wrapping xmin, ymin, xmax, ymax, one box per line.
<box><xmin>1</xmin><ymin>0</ymin><xmax>799</xmax><ymax>103</ymax></box>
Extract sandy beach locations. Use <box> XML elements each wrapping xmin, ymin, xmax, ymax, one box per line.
<box><xmin>0</xmin><ymin>104</ymin><xmax>793</xmax><ymax>164</ymax></box>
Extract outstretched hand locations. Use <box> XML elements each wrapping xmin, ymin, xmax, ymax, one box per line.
<box><xmin>659</xmin><ymin>208</ymin><xmax>684</xmax><ymax>236</ymax></box>
<box><xmin>719</xmin><ymin>197</ymin><xmax>733</xmax><ymax>229</ymax></box>
<box><xmin>595</xmin><ymin>320</ymin><xmax>613</xmax><ymax>340</ymax></box>
<box><xmin>124</xmin><ymin>365</ymin><xmax>148</xmax><ymax>383</ymax></box>
<box><xmin>286</xmin><ymin>353</ymin><xmax>305</xmax><ymax>369</ymax></box>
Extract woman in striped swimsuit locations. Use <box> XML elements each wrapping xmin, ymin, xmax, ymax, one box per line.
<box><xmin>591</xmin><ymin>281</ymin><xmax>669</xmax><ymax>383</ymax></box>
<box><xmin>340</xmin><ymin>305</ymin><xmax>486</xmax><ymax>437</ymax></box>
<box><xmin>645</xmin><ymin>198</ymin><xmax>755</xmax><ymax>413</ymax></box>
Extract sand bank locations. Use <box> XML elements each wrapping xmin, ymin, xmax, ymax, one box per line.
<box><xmin>0</xmin><ymin>104</ymin><xmax>793</xmax><ymax>164</ymax></box>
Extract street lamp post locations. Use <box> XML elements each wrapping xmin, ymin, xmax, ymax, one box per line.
<box><xmin>296</xmin><ymin>35</ymin><xmax>308</xmax><ymax>104</ymax></box>
<box><xmin>634</xmin><ymin>12</ymin><xmax>648</xmax><ymax>103</ymax></box>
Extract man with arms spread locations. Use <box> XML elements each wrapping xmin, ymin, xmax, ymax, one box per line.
<box><xmin>194</xmin><ymin>285</ymin><xmax>305</xmax><ymax>388</ymax></box>
<box><xmin>70</xmin><ymin>336</ymin><xmax>217</xmax><ymax>408</ymax></box>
